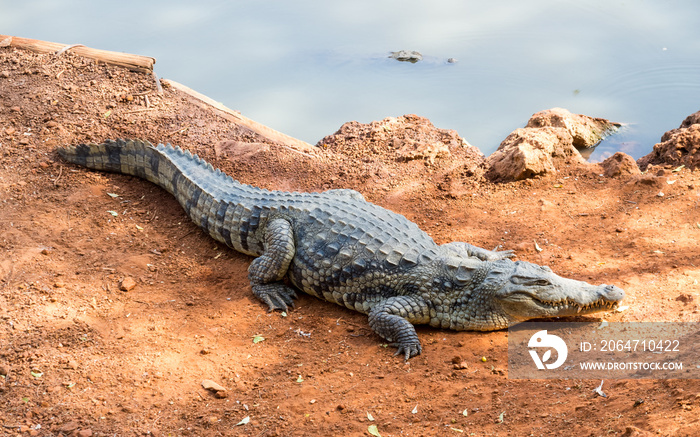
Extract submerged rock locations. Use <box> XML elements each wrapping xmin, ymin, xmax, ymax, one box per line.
<box><xmin>637</xmin><ymin>111</ymin><xmax>700</xmax><ymax>170</ymax></box>
<box><xmin>486</xmin><ymin>108</ymin><xmax>621</xmax><ymax>181</ymax></box>
<box><xmin>389</xmin><ymin>50</ymin><xmax>423</xmax><ymax>63</ymax></box>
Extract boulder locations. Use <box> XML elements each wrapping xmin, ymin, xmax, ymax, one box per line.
<box><xmin>525</xmin><ymin>107</ymin><xmax>620</xmax><ymax>153</ymax></box>
<box><xmin>637</xmin><ymin>111</ymin><xmax>700</xmax><ymax>170</ymax></box>
<box><xmin>599</xmin><ymin>152</ymin><xmax>641</xmax><ymax>178</ymax></box>
<box><xmin>486</xmin><ymin>108</ymin><xmax>620</xmax><ymax>182</ymax></box>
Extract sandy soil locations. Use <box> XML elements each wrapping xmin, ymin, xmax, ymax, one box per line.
<box><xmin>1</xmin><ymin>47</ymin><xmax>699</xmax><ymax>437</ymax></box>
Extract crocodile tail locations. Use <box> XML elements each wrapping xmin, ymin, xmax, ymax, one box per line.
<box><xmin>57</xmin><ymin>139</ymin><xmax>167</xmax><ymax>187</ymax></box>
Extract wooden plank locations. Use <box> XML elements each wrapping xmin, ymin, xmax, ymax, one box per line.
<box><xmin>162</xmin><ymin>79</ymin><xmax>316</xmax><ymax>156</ymax></box>
<box><xmin>0</xmin><ymin>35</ymin><xmax>155</xmax><ymax>73</ymax></box>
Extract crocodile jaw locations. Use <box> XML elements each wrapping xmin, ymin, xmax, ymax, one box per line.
<box><xmin>493</xmin><ymin>261</ymin><xmax>625</xmax><ymax>323</ymax></box>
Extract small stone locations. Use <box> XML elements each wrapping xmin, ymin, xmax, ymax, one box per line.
<box><xmin>10</xmin><ymin>106</ymin><xmax>20</xmax><ymax>112</ymax></box>
<box><xmin>0</xmin><ymin>364</ymin><xmax>9</xmax><ymax>376</ymax></box>
<box><xmin>453</xmin><ymin>361</ymin><xmax>469</xmax><ymax>370</ymax></box>
<box><xmin>119</xmin><ymin>277</ymin><xmax>136</xmax><ymax>291</ymax></box>
<box><xmin>0</xmin><ymin>71</ymin><xmax>9</xmax><ymax>78</ymax></box>
<box><xmin>77</xmin><ymin>429</ymin><xmax>93</xmax><ymax>437</ymax></box>
<box><xmin>4</xmin><ymin>127</ymin><xmax>15</xmax><ymax>135</ymax></box>
<box><xmin>46</xmin><ymin>120</ymin><xmax>58</xmax><ymax>128</ymax></box>
<box><xmin>58</xmin><ymin>421</ymin><xmax>80</xmax><ymax>432</ymax></box>
<box><xmin>201</xmin><ymin>379</ymin><xmax>227</xmax><ymax>393</ymax></box>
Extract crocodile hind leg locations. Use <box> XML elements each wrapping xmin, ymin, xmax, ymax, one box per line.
<box><xmin>368</xmin><ymin>296</ymin><xmax>431</xmax><ymax>360</ymax></box>
<box><xmin>248</xmin><ymin>218</ymin><xmax>298</xmax><ymax>311</ymax></box>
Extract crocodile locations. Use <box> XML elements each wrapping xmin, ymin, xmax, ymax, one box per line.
<box><xmin>58</xmin><ymin>139</ymin><xmax>625</xmax><ymax>360</ymax></box>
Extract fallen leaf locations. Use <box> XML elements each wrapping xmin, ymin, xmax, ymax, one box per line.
<box><xmin>450</xmin><ymin>428</ymin><xmax>464</xmax><ymax>433</ymax></box>
<box><xmin>672</xmin><ymin>165</ymin><xmax>685</xmax><ymax>172</ymax></box>
<box><xmin>462</xmin><ymin>409</ymin><xmax>469</xmax><ymax>417</ymax></box>
<box><xmin>252</xmin><ymin>335</ymin><xmax>265</xmax><ymax>344</ymax></box>
<box><xmin>411</xmin><ymin>405</ymin><xmax>418</xmax><ymax>414</ymax></box>
<box><xmin>236</xmin><ymin>416</ymin><xmax>250</xmax><ymax>426</ymax></box>
<box><xmin>367</xmin><ymin>425</ymin><xmax>382</xmax><ymax>437</ymax></box>
<box><xmin>135</xmin><ymin>224</ymin><xmax>143</xmax><ymax>230</ymax></box>
<box><xmin>107</xmin><ymin>210</ymin><xmax>118</xmax><ymax>217</ymax></box>
<box><xmin>107</xmin><ymin>192</ymin><xmax>119</xmax><ymax>198</ymax></box>
<box><xmin>30</xmin><ymin>371</ymin><xmax>43</xmax><ymax>378</ymax></box>
<box><xmin>534</xmin><ymin>241</ymin><xmax>543</xmax><ymax>252</ymax></box>
<box><xmin>367</xmin><ymin>412</ymin><xmax>375</xmax><ymax>421</ymax></box>
<box><xmin>553</xmin><ymin>184</ymin><xmax>563</xmax><ymax>188</ymax></box>
<box><xmin>497</xmin><ymin>411</ymin><xmax>505</xmax><ymax>424</ymax></box>
<box><xmin>296</xmin><ymin>375</ymin><xmax>304</xmax><ymax>383</ymax></box>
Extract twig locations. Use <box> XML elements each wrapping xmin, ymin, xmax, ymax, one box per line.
<box><xmin>125</xmin><ymin>108</ymin><xmax>157</xmax><ymax>114</ymax></box>
<box><xmin>166</xmin><ymin>126</ymin><xmax>189</xmax><ymax>137</ymax></box>
<box><xmin>54</xmin><ymin>44</ymin><xmax>86</xmax><ymax>56</ymax></box>
<box><xmin>53</xmin><ymin>165</ymin><xmax>63</xmax><ymax>186</ymax></box>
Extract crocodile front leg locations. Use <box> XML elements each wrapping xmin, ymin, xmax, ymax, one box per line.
<box><xmin>248</xmin><ymin>218</ymin><xmax>298</xmax><ymax>311</ymax></box>
<box><xmin>368</xmin><ymin>296</ymin><xmax>431</xmax><ymax>360</ymax></box>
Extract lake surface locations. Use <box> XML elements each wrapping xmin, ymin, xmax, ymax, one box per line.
<box><xmin>3</xmin><ymin>0</ymin><xmax>700</xmax><ymax>161</ymax></box>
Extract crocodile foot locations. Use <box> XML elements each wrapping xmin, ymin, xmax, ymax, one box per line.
<box><xmin>252</xmin><ymin>283</ymin><xmax>298</xmax><ymax>312</ymax></box>
<box><xmin>391</xmin><ymin>339</ymin><xmax>423</xmax><ymax>361</ymax></box>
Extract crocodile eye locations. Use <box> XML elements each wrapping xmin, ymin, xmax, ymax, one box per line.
<box><xmin>532</xmin><ymin>279</ymin><xmax>550</xmax><ymax>286</ymax></box>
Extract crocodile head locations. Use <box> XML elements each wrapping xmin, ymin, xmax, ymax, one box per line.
<box><xmin>448</xmin><ymin>258</ymin><xmax>625</xmax><ymax>330</ymax></box>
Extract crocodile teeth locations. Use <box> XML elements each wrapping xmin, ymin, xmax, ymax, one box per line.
<box><xmin>577</xmin><ymin>306</ymin><xmax>582</xmax><ymax>313</ymax></box>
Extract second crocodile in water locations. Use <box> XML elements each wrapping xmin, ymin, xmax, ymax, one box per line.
<box><xmin>58</xmin><ymin>139</ymin><xmax>625</xmax><ymax>360</ymax></box>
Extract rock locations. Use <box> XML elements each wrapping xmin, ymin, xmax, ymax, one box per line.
<box><xmin>396</xmin><ymin>140</ymin><xmax>450</xmax><ymax>164</ymax></box>
<box><xmin>0</xmin><ymin>363</ymin><xmax>9</xmax><ymax>376</ymax></box>
<box><xmin>625</xmin><ymin>174</ymin><xmax>666</xmax><ymax>190</ymax></box>
<box><xmin>389</xmin><ymin>50</ymin><xmax>423</xmax><ymax>63</ymax></box>
<box><xmin>525</xmin><ymin>107</ymin><xmax>620</xmax><ymax>153</ymax></box>
<box><xmin>119</xmin><ymin>277</ymin><xmax>136</xmax><ymax>292</ymax></box>
<box><xmin>77</xmin><ymin>429</ymin><xmax>93</xmax><ymax>437</ymax></box>
<box><xmin>57</xmin><ymin>421</ymin><xmax>80</xmax><ymax>433</ymax></box>
<box><xmin>486</xmin><ymin>108</ymin><xmax>620</xmax><ymax>182</ymax></box>
<box><xmin>202</xmin><ymin>379</ymin><xmax>227</xmax><ymax>394</ymax></box>
<box><xmin>637</xmin><ymin>111</ymin><xmax>700</xmax><ymax>170</ymax></box>
<box><xmin>599</xmin><ymin>152</ymin><xmax>641</xmax><ymax>178</ymax></box>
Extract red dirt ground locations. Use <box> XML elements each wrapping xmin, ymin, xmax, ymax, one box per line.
<box><xmin>1</xmin><ymin>47</ymin><xmax>699</xmax><ymax>436</ymax></box>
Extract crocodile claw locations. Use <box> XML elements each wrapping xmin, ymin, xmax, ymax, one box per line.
<box><xmin>392</xmin><ymin>341</ymin><xmax>423</xmax><ymax>361</ymax></box>
<box><xmin>253</xmin><ymin>283</ymin><xmax>298</xmax><ymax>312</ymax></box>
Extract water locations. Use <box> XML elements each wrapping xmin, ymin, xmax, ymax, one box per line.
<box><xmin>3</xmin><ymin>0</ymin><xmax>700</xmax><ymax>161</ymax></box>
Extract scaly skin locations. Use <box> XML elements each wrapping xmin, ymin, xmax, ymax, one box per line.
<box><xmin>58</xmin><ymin>139</ymin><xmax>625</xmax><ymax>360</ymax></box>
